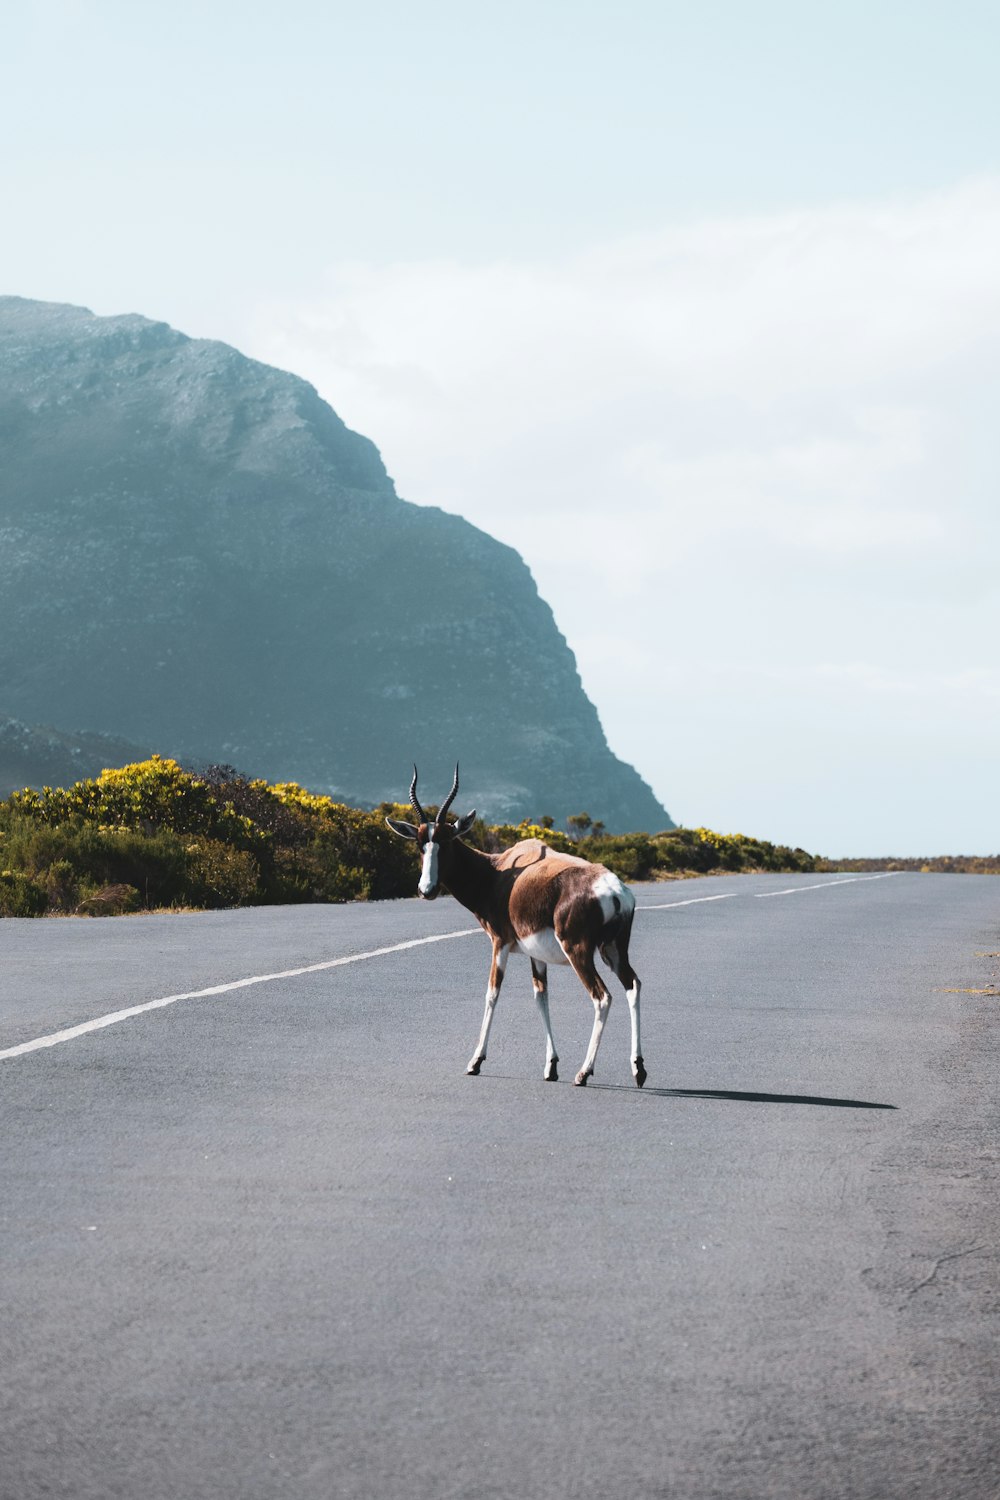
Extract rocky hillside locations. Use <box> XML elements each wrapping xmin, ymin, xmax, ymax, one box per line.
<box><xmin>0</xmin><ymin>717</ymin><xmax>151</xmax><ymax>800</ymax></box>
<box><xmin>0</xmin><ymin>297</ymin><xmax>672</xmax><ymax>830</ymax></box>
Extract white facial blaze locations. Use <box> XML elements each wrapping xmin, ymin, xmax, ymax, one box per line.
<box><xmin>419</xmin><ymin>837</ymin><xmax>440</xmax><ymax>896</ymax></box>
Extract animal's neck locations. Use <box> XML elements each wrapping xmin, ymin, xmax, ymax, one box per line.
<box><xmin>439</xmin><ymin>838</ymin><xmax>500</xmax><ymax>920</ymax></box>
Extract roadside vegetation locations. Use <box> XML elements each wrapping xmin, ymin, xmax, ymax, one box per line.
<box><xmin>1</xmin><ymin>757</ymin><xmax>993</xmax><ymax>918</ymax></box>
<box><xmin>0</xmin><ymin>756</ymin><xmax>827</xmax><ymax>917</ymax></box>
<box><xmin>816</xmin><ymin>854</ymin><xmax>1000</xmax><ymax>875</ymax></box>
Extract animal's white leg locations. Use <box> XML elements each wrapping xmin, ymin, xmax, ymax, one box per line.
<box><xmin>565</xmin><ymin>945</ymin><xmax>612</xmax><ymax>1086</ymax></box>
<box><xmin>626</xmin><ymin>976</ymin><xmax>645</xmax><ymax>1088</ymax></box>
<box><xmin>531</xmin><ymin>959</ymin><xmax>559</xmax><ymax>1081</ymax></box>
<box><xmin>467</xmin><ymin>941</ymin><xmax>509</xmax><ymax>1076</ymax></box>
<box><xmin>608</xmin><ymin>935</ymin><xmax>646</xmax><ymax>1088</ymax></box>
<box><xmin>575</xmin><ymin>993</ymin><xmax>611</xmax><ymax>1086</ymax></box>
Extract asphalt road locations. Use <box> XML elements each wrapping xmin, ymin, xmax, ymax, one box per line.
<box><xmin>1</xmin><ymin>872</ymin><xmax>998</xmax><ymax>1500</ymax></box>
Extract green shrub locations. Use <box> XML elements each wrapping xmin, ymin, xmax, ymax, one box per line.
<box><xmin>41</xmin><ymin>858</ymin><xmax>80</xmax><ymax>913</ymax></box>
<box><xmin>183</xmin><ymin>838</ymin><xmax>260</xmax><ymax>908</ymax></box>
<box><xmin>0</xmin><ymin>870</ymin><xmax>48</xmax><ymax>917</ymax></box>
<box><xmin>577</xmin><ymin>832</ymin><xmax>661</xmax><ymax>881</ymax></box>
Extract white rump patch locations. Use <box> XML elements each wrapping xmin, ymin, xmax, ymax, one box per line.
<box><xmin>592</xmin><ymin>870</ymin><xmax>634</xmax><ymax>923</ymax></box>
<box><xmin>516</xmin><ymin>928</ymin><xmax>570</xmax><ymax>967</ymax></box>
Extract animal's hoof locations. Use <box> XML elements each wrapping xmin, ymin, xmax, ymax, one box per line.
<box><xmin>574</xmin><ymin>1070</ymin><xmax>590</xmax><ymax>1087</ymax></box>
<box><xmin>544</xmin><ymin>1061</ymin><xmax>559</xmax><ymax>1082</ymax></box>
<box><xmin>466</xmin><ymin>1059</ymin><xmax>483</xmax><ymax>1076</ymax></box>
<box><xmin>633</xmin><ymin>1057</ymin><xmax>647</xmax><ymax>1089</ymax></box>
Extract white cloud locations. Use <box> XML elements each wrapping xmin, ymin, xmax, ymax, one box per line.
<box><xmin>241</xmin><ymin>179</ymin><xmax>1000</xmax><ymax>854</ymax></box>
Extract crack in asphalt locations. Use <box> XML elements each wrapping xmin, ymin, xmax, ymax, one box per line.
<box><xmin>903</xmin><ymin>1243</ymin><xmax>986</xmax><ymax>1302</ymax></box>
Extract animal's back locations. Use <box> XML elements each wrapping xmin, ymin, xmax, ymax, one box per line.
<box><xmin>497</xmin><ymin>839</ymin><xmax>631</xmax><ymax>940</ymax></box>
<box><xmin>494</xmin><ymin>838</ymin><xmax>593</xmax><ymax>874</ymax></box>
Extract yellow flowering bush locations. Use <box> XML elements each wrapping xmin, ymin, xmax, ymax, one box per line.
<box><xmin>0</xmin><ymin>760</ymin><xmax>819</xmax><ymax>916</ymax></box>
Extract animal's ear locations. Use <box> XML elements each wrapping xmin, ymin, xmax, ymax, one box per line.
<box><xmin>454</xmin><ymin>809</ymin><xmax>477</xmax><ymax>837</ymax></box>
<box><xmin>385</xmin><ymin>817</ymin><xmax>420</xmax><ymax>840</ymax></box>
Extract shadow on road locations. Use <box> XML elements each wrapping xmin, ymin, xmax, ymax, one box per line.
<box><xmin>590</xmin><ymin>1084</ymin><xmax>897</xmax><ymax>1110</ymax></box>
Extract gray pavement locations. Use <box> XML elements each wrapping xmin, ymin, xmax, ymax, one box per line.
<box><xmin>1</xmin><ymin>873</ymin><xmax>998</xmax><ymax>1499</ymax></box>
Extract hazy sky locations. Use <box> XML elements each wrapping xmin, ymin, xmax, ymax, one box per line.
<box><xmin>3</xmin><ymin>0</ymin><xmax>999</xmax><ymax>854</ymax></box>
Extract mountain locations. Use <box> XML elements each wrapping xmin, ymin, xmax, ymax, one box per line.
<box><xmin>0</xmin><ymin>296</ymin><xmax>672</xmax><ymax>831</ymax></box>
<box><xmin>0</xmin><ymin>717</ymin><xmax>152</xmax><ymax>800</ymax></box>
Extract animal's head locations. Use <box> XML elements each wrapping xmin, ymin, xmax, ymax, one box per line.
<box><xmin>385</xmin><ymin>764</ymin><xmax>476</xmax><ymax>899</ymax></box>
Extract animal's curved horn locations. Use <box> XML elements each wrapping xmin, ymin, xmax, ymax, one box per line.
<box><xmin>409</xmin><ymin>765</ymin><xmax>427</xmax><ymax>825</ymax></box>
<box><xmin>435</xmin><ymin>762</ymin><xmax>460</xmax><ymax>826</ymax></box>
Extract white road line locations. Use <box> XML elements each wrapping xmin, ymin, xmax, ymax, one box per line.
<box><xmin>640</xmin><ymin>873</ymin><xmax>906</xmax><ymax>910</ymax></box>
<box><xmin>753</xmin><ymin>873</ymin><xmax>904</xmax><ymax>898</ymax></box>
<box><xmin>0</xmin><ymin>927</ymin><xmax>480</xmax><ymax>1063</ymax></box>
<box><xmin>639</xmin><ymin>893</ymin><xmax>741</xmax><ymax>910</ymax></box>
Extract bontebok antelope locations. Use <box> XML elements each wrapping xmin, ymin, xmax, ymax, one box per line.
<box><xmin>386</xmin><ymin>766</ymin><xmax>645</xmax><ymax>1087</ymax></box>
